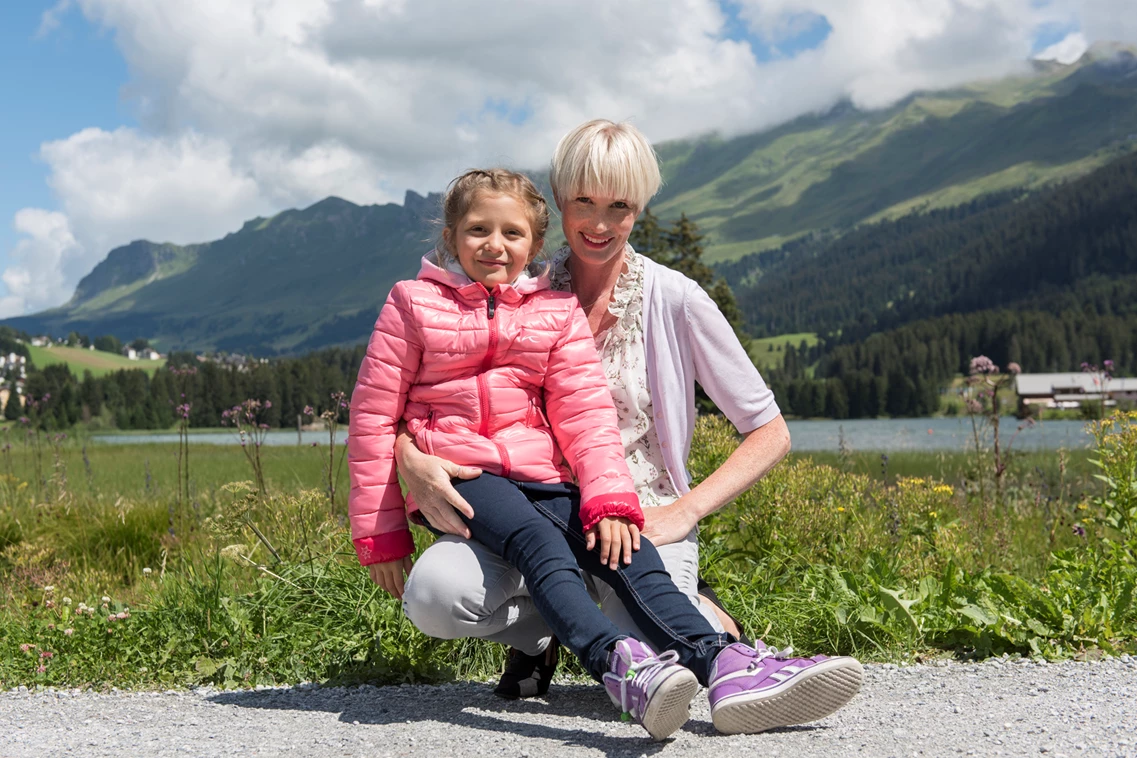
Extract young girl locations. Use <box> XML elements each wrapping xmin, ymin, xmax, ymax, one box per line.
<box><xmin>348</xmin><ymin>168</ymin><xmax>861</xmax><ymax>739</ymax></box>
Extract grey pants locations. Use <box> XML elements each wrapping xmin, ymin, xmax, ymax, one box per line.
<box><xmin>401</xmin><ymin>528</ymin><xmax>724</xmax><ymax>656</ymax></box>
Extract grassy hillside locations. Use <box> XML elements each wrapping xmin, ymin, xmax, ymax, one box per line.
<box><xmin>652</xmin><ymin>48</ymin><xmax>1137</xmax><ymax>261</ymax></box>
<box><xmin>749</xmin><ymin>332</ymin><xmax>819</xmax><ymax>371</ymax></box>
<box><xmin>26</xmin><ymin>344</ymin><xmax>165</xmax><ymax>378</ymax></box>
<box><xmin>723</xmin><ymin>148</ymin><xmax>1137</xmax><ymax>341</ymax></box>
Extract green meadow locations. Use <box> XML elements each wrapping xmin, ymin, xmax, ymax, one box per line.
<box><xmin>1</xmin><ymin>412</ymin><xmax>1135</xmax><ymax>690</ymax></box>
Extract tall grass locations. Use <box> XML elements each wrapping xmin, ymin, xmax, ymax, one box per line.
<box><xmin>1</xmin><ymin>412</ymin><xmax>1135</xmax><ymax>690</ymax></box>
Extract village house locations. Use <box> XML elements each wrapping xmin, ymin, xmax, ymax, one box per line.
<box><xmin>1015</xmin><ymin>372</ymin><xmax>1137</xmax><ymax>410</ymax></box>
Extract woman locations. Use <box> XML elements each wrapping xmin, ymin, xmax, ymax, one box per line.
<box><xmin>393</xmin><ymin>120</ymin><xmax>860</xmax><ymax>720</ymax></box>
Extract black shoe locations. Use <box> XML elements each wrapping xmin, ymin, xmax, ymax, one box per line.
<box><xmin>493</xmin><ymin>638</ymin><xmax>559</xmax><ymax>699</ymax></box>
<box><xmin>697</xmin><ymin>577</ymin><xmax>752</xmax><ymax>646</ymax></box>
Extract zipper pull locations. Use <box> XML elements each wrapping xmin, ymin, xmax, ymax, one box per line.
<box><xmin>487</xmin><ymin>294</ymin><xmax>496</xmax><ymax>319</ymax></box>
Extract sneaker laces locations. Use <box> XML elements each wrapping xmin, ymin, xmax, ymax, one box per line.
<box><xmin>748</xmin><ymin>645</ymin><xmax>794</xmax><ymax>671</ymax></box>
<box><xmin>608</xmin><ymin>649</ymin><xmax>681</xmax><ymax>720</ymax></box>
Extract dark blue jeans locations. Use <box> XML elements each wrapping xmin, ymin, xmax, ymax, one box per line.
<box><xmin>445</xmin><ymin>474</ymin><xmax>731</xmax><ymax>683</ymax></box>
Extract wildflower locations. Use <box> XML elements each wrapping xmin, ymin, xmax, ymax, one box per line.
<box><xmin>965</xmin><ymin>399</ymin><xmax>983</xmax><ymax>415</ymax></box>
<box><xmin>969</xmin><ymin>355</ymin><xmax>998</xmax><ymax>375</ymax></box>
<box><xmin>36</xmin><ymin>665</ymin><xmax>46</xmax><ymax>674</ymax></box>
<box><xmin>143</xmin><ymin>567</ymin><xmax>152</xmax><ymax>575</ymax></box>
<box><xmin>303</xmin><ymin>405</ymin><xmax>315</xmax><ymax>417</ymax></box>
<box><xmin>19</xmin><ymin>643</ymin><xmax>34</xmax><ymax>653</ymax></box>
<box><xmin>837</xmin><ymin>506</ymin><xmax>845</xmax><ymax>513</ymax></box>
<box><xmin>44</xmin><ymin>585</ymin><xmax>55</xmax><ymax>593</ymax></box>
<box><xmin>1077</xmin><ymin>503</ymin><xmax>1088</xmax><ymax>511</ymax></box>
<box><xmin>116</xmin><ymin>611</ymin><xmax>129</xmax><ymax>620</ymax></box>
<box><xmin>40</xmin><ymin>650</ymin><xmax>53</xmax><ymax>659</ymax></box>
<box><xmin>61</xmin><ymin>597</ymin><xmax>71</xmax><ymax>606</ymax></box>
<box><xmin>929</xmin><ymin>511</ymin><xmax>938</xmax><ymax>519</ymax></box>
<box><xmin>1007</xmin><ymin>362</ymin><xmax>1021</xmax><ymax>375</ymax></box>
<box><xmin>1072</xmin><ymin>524</ymin><xmax>1086</xmax><ymax>538</ymax></box>
<box><xmin>45</xmin><ymin>599</ymin><xmax>55</xmax><ymax>608</ymax></box>
<box><xmin>101</xmin><ymin>596</ymin><xmax>110</xmax><ymax>603</ymax></box>
<box><xmin>108</xmin><ymin>615</ymin><xmax>117</xmax><ymax>623</ymax></box>
<box><xmin>63</xmin><ymin>629</ymin><xmax>73</xmax><ymax>636</ymax></box>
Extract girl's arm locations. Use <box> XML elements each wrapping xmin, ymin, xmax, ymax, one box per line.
<box><xmin>542</xmin><ymin>302</ymin><xmax>642</xmax><ymax>535</ymax></box>
<box><xmin>642</xmin><ymin>281</ymin><xmax>791</xmax><ymax>546</ymax></box>
<box><xmin>347</xmin><ymin>283</ymin><xmax>424</xmax><ymax>565</ymax></box>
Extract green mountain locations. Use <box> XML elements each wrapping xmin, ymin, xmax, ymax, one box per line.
<box><xmin>653</xmin><ymin>43</ymin><xmax>1137</xmax><ymax>261</ymax></box>
<box><xmin>7</xmin><ymin>193</ymin><xmax>438</xmax><ymax>354</ymax></box>
<box><xmin>5</xmin><ymin>45</ymin><xmax>1137</xmax><ymax>354</ymax></box>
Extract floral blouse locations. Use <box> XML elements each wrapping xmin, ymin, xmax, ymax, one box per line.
<box><xmin>549</xmin><ymin>246</ymin><xmax>681</xmax><ymax>509</ymax></box>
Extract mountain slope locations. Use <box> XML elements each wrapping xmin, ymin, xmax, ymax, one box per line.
<box><xmin>5</xmin><ymin>46</ymin><xmax>1137</xmax><ymax>354</ymax></box>
<box><xmin>6</xmin><ymin>193</ymin><xmax>438</xmax><ymax>354</ymax></box>
<box><xmin>652</xmin><ymin>44</ymin><xmax>1137</xmax><ymax>261</ymax></box>
<box><xmin>722</xmin><ymin>149</ymin><xmax>1137</xmax><ymax>341</ymax></box>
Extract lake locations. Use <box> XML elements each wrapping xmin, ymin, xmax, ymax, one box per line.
<box><xmin>91</xmin><ymin>417</ymin><xmax>1093</xmax><ymax>453</ymax></box>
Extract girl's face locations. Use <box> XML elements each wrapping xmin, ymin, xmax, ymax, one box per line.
<box><xmin>560</xmin><ymin>193</ymin><xmax>638</xmax><ymax>268</ymax></box>
<box><xmin>445</xmin><ymin>192</ymin><xmax>540</xmax><ymax>289</ymax></box>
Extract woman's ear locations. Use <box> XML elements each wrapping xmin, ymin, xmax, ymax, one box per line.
<box><xmin>441</xmin><ymin>227</ymin><xmax>452</xmax><ymax>253</ymax></box>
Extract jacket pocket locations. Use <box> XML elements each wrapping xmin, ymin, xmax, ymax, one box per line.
<box><xmin>422</xmin><ymin>411</ymin><xmax>437</xmax><ymax>456</ymax></box>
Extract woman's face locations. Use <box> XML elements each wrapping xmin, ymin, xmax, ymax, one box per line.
<box><xmin>560</xmin><ymin>193</ymin><xmax>638</xmax><ymax>268</ymax></box>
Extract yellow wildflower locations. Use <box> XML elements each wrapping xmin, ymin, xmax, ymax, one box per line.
<box><xmin>929</xmin><ymin>511</ymin><xmax>938</xmax><ymax>519</ymax></box>
<box><xmin>837</xmin><ymin>506</ymin><xmax>846</xmax><ymax>513</ymax></box>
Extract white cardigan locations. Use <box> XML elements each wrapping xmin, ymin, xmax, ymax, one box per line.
<box><xmin>640</xmin><ymin>255</ymin><xmax>782</xmax><ymax>494</ymax></box>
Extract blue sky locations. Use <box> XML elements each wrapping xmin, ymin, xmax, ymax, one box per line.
<box><xmin>0</xmin><ymin>2</ymin><xmax>132</xmax><ymax>264</ymax></box>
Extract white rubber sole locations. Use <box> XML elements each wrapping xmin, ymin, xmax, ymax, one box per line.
<box><xmin>710</xmin><ymin>656</ymin><xmax>864</xmax><ymax>735</ymax></box>
<box><xmin>639</xmin><ymin>668</ymin><xmax>700</xmax><ymax>741</ymax></box>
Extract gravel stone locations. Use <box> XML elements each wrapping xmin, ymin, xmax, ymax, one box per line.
<box><xmin>0</xmin><ymin>661</ymin><xmax>1134</xmax><ymax>756</ymax></box>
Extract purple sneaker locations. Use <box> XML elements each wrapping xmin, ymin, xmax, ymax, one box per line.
<box><xmin>602</xmin><ymin>638</ymin><xmax>700</xmax><ymax>741</ymax></box>
<box><xmin>708</xmin><ymin>641</ymin><xmax>863</xmax><ymax>734</ymax></box>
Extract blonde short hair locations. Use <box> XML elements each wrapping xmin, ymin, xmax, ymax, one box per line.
<box><xmin>549</xmin><ymin>119</ymin><xmax>662</xmax><ymax>211</ymax></box>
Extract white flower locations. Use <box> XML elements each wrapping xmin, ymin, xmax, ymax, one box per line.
<box><xmin>101</xmin><ymin>596</ymin><xmax>110</xmax><ymax>603</ymax></box>
<box><xmin>142</xmin><ymin>567</ymin><xmax>152</xmax><ymax>575</ymax></box>
<box><xmin>61</xmin><ymin>597</ymin><xmax>72</xmax><ymax>606</ymax></box>
<box><xmin>44</xmin><ymin>585</ymin><xmax>55</xmax><ymax>593</ymax></box>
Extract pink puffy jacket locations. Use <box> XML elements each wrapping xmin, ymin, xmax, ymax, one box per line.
<box><xmin>348</xmin><ymin>255</ymin><xmax>642</xmax><ymax>566</ymax></box>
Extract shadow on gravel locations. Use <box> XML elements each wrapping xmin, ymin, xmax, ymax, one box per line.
<box><xmin>210</xmin><ymin>683</ymin><xmax>700</xmax><ymax>754</ymax></box>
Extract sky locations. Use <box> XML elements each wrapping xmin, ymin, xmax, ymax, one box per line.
<box><xmin>0</xmin><ymin>0</ymin><xmax>1134</xmax><ymax>318</ymax></box>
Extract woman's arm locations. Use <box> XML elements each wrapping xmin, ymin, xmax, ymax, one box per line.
<box><xmin>641</xmin><ymin>414</ymin><xmax>790</xmax><ymax>545</ymax></box>
<box><xmin>643</xmin><ymin>278</ymin><xmax>791</xmax><ymax>545</ymax></box>
<box><xmin>393</xmin><ymin>422</ymin><xmax>481</xmax><ymax>539</ymax></box>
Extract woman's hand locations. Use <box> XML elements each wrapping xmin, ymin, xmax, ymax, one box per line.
<box><xmin>585</xmin><ymin>516</ymin><xmax>641</xmax><ymax>570</ymax></box>
<box><xmin>395</xmin><ymin>425</ymin><xmax>481</xmax><ymax>539</ymax></box>
<box><xmin>369</xmin><ymin>556</ymin><xmax>416</xmax><ymax>599</ymax></box>
<box><xmin>640</xmin><ymin>501</ymin><xmax>698</xmax><ymax>546</ymax></box>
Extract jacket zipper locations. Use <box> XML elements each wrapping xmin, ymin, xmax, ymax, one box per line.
<box><xmin>476</xmin><ymin>287</ymin><xmax>503</xmax><ymax>476</ymax></box>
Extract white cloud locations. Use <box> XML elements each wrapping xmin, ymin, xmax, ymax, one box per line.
<box><xmin>7</xmin><ymin>0</ymin><xmax>1137</xmax><ymax>314</ymax></box>
<box><xmin>1035</xmin><ymin>31</ymin><xmax>1089</xmax><ymax>63</ymax></box>
<box><xmin>1</xmin><ymin>210</ymin><xmax>82</xmax><ymax>317</ymax></box>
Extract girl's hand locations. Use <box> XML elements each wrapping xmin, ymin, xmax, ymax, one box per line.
<box><xmin>395</xmin><ymin>426</ymin><xmax>481</xmax><ymax>539</ymax></box>
<box><xmin>585</xmin><ymin>517</ymin><xmax>641</xmax><ymax>570</ymax></box>
<box><xmin>640</xmin><ymin>501</ymin><xmax>697</xmax><ymax>546</ymax></box>
<box><xmin>369</xmin><ymin>556</ymin><xmax>416</xmax><ymax>599</ymax></box>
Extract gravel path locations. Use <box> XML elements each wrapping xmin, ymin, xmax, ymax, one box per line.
<box><xmin>2</xmin><ymin>657</ymin><xmax>1135</xmax><ymax>757</ymax></box>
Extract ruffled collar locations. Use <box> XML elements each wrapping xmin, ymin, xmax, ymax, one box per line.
<box><xmin>549</xmin><ymin>244</ymin><xmax>643</xmax><ymax>341</ymax></box>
